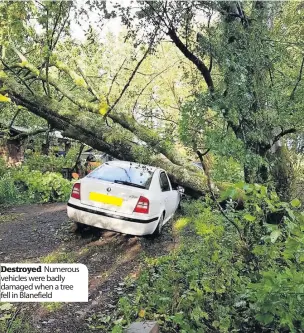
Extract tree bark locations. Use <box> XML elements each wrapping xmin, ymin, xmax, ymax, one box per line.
<box><xmin>267</xmin><ymin>144</ymin><xmax>294</xmax><ymax>201</ymax></box>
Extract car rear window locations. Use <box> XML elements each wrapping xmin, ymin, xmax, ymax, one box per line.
<box><xmin>87</xmin><ymin>163</ymin><xmax>154</xmax><ymax>189</ymax></box>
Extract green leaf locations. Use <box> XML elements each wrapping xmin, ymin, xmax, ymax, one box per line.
<box><xmin>235</xmin><ymin>181</ymin><xmax>245</xmax><ymax>189</ymax></box>
<box><xmin>256</xmin><ymin>313</ymin><xmax>274</xmax><ymax>325</ymax></box>
<box><xmin>243</xmin><ymin>214</ymin><xmax>256</xmax><ymax>222</ymax></box>
<box><xmin>270</xmin><ymin>230</ymin><xmax>281</xmax><ymax>243</ymax></box>
<box><xmin>0</xmin><ymin>303</ymin><xmax>13</xmax><ymax>311</ymax></box>
<box><xmin>286</xmin><ymin>208</ymin><xmax>296</xmax><ymax>221</ymax></box>
<box><xmin>260</xmin><ymin>186</ymin><xmax>267</xmax><ymax>196</ymax></box>
<box><xmin>290</xmin><ymin>198</ymin><xmax>301</xmax><ymax>208</ymax></box>
<box><xmin>0</xmin><ymin>314</ymin><xmax>11</xmax><ymax>321</ymax></box>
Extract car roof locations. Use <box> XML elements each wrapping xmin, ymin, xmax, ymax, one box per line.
<box><xmin>104</xmin><ymin>160</ymin><xmax>158</xmax><ymax>172</ymax></box>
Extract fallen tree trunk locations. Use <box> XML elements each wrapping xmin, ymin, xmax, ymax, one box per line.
<box><xmin>0</xmin><ymin>76</ymin><xmax>208</xmax><ymax>197</ymax></box>
<box><xmin>11</xmin><ymin>60</ymin><xmax>188</xmax><ymax>166</ymax></box>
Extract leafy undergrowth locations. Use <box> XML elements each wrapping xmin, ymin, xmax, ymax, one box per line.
<box><xmin>22</xmin><ymin>148</ymin><xmax>79</xmax><ymax>174</ymax></box>
<box><xmin>0</xmin><ymin>213</ymin><xmax>24</xmax><ymax>224</ymax></box>
<box><xmin>0</xmin><ymin>148</ymin><xmax>80</xmax><ymax>206</ymax></box>
<box><xmin>102</xmin><ymin>184</ymin><xmax>304</xmax><ymax>333</ymax></box>
<box><xmin>0</xmin><ymin>165</ymin><xmax>72</xmax><ymax>205</ymax></box>
<box><xmin>0</xmin><ymin>303</ymin><xmax>35</xmax><ymax>333</ymax></box>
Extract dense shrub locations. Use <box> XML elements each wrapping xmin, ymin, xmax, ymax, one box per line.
<box><xmin>0</xmin><ymin>157</ymin><xmax>6</xmax><ymax>177</ymax></box>
<box><xmin>0</xmin><ymin>166</ymin><xmax>72</xmax><ymax>204</ymax></box>
<box><xmin>23</xmin><ymin>147</ymin><xmax>79</xmax><ymax>173</ymax></box>
<box><xmin>110</xmin><ymin>185</ymin><xmax>303</xmax><ymax>333</ymax></box>
<box><xmin>0</xmin><ymin>172</ymin><xmax>21</xmax><ymax>204</ymax></box>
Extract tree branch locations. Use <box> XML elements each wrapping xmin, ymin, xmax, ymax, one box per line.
<box><xmin>290</xmin><ymin>56</ymin><xmax>304</xmax><ymax>100</ymax></box>
<box><xmin>104</xmin><ymin>28</ymin><xmax>158</xmax><ymax>117</ymax></box>
<box><xmin>272</xmin><ymin>128</ymin><xmax>296</xmax><ymax>145</ymax></box>
<box><xmin>1</xmin><ymin>60</ymin><xmax>34</xmax><ymax>96</ymax></box>
<box><xmin>260</xmin><ymin>128</ymin><xmax>297</xmax><ymax>154</ymax></box>
<box><xmin>1</xmin><ymin>74</ymin><xmax>209</xmax><ymax>197</ymax></box>
<box><xmin>197</xmin><ymin>150</ymin><xmax>244</xmax><ymax>241</ymax></box>
<box><xmin>4</xmin><ymin>61</ymin><xmax>187</xmax><ymax>166</ymax></box>
<box><xmin>131</xmin><ymin>61</ymin><xmax>178</xmax><ymax>113</ymax></box>
<box><xmin>9</xmin><ymin>108</ymin><xmax>21</xmax><ymax>128</ymax></box>
<box><xmin>8</xmin><ymin>128</ymin><xmax>48</xmax><ymax>141</ymax></box>
<box><xmin>167</xmin><ymin>27</ymin><xmax>214</xmax><ymax>91</ymax></box>
<box><xmin>106</xmin><ymin>57</ymin><xmax>127</xmax><ymax>102</ymax></box>
<box><xmin>76</xmin><ymin>63</ymin><xmax>100</xmax><ymax>101</ymax></box>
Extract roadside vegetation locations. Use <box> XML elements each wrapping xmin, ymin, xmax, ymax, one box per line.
<box><xmin>0</xmin><ymin>303</ymin><xmax>34</xmax><ymax>333</ymax></box>
<box><xmin>87</xmin><ymin>190</ymin><xmax>303</xmax><ymax>333</ymax></box>
<box><xmin>0</xmin><ymin>153</ymin><xmax>75</xmax><ymax>205</ymax></box>
<box><xmin>0</xmin><ymin>163</ymin><xmax>72</xmax><ymax>205</ymax></box>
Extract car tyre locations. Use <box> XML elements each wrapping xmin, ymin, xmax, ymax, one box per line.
<box><xmin>74</xmin><ymin>222</ymin><xmax>86</xmax><ymax>233</ymax></box>
<box><xmin>153</xmin><ymin>213</ymin><xmax>165</xmax><ymax>237</ymax></box>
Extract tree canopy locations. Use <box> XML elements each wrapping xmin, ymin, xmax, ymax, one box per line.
<box><xmin>0</xmin><ymin>0</ymin><xmax>303</xmax><ymax>198</ymax></box>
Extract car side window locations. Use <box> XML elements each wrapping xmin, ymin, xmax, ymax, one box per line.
<box><xmin>159</xmin><ymin>172</ymin><xmax>171</xmax><ymax>192</ymax></box>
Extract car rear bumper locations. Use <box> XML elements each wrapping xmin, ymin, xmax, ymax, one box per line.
<box><xmin>67</xmin><ymin>202</ymin><xmax>159</xmax><ymax>236</ymax></box>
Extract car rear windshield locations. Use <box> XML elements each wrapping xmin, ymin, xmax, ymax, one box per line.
<box><xmin>87</xmin><ymin>163</ymin><xmax>154</xmax><ymax>189</ymax></box>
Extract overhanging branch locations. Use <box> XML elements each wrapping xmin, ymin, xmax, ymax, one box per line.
<box><xmin>1</xmin><ymin>74</ymin><xmax>209</xmax><ymax>197</ymax></box>
<box><xmin>272</xmin><ymin>128</ymin><xmax>296</xmax><ymax>145</ymax></box>
<box><xmin>290</xmin><ymin>56</ymin><xmax>304</xmax><ymax>100</ymax></box>
<box><xmin>10</xmin><ymin>58</ymin><xmax>186</xmax><ymax>166</ymax></box>
<box><xmin>167</xmin><ymin>27</ymin><xmax>214</xmax><ymax>91</ymax></box>
<box><xmin>104</xmin><ymin>26</ymin><xmax>159</xmax><ymax>117</ymax></box>
<box><xmin>8</xmin><ymin>128</ymin><xmax>48</xmax><ymax>141</ymax></box>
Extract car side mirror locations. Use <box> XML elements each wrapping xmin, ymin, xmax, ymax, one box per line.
<box><xmin>177</xmin><ymin>186</ymin><xmax>185</xmax><ymax>194</ymax></box>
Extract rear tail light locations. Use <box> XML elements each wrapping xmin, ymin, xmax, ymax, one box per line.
<box><xmin>71</xmin><ymin>183</ymin><xmax>81</xmax><ymax>200</ymax></box>
<box><xmin>133</xmin><ymin>196</ymin><xmax>149</xmax><ymax>214</ymax></box>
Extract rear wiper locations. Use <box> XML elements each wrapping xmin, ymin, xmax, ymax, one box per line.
<box><xmin>114</xmin><ymin>180</ymin><xmax>146</xmax><ymax>189</ymax></box>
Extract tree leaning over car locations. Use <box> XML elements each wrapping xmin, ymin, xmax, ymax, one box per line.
<box><xmin>0</xmin><ymin>1</ymin><xmax>303</xmax><ymax>200</ymax></box>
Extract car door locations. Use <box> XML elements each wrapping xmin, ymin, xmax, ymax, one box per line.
<box><xmin>166</xmin><ymin>175</ymin><xmax>180</xmax><ymax>213</ymax></box>
<box><xmin>159</xmin><ymin>171</ymin><xmax>177</xmax><ymax>220</ymax></box>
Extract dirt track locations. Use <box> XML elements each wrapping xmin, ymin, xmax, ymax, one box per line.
<box><xmin>0</xmin><ymin>203</ymin><xmax>177</xmax><ymax>333</ymax></box>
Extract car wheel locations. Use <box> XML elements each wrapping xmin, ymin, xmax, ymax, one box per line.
<box><xmin>74</xmin><ymin>222</ymin><xmax>86</xmax><ymax>233</ymax></box>
<box><xmin>153</xmin><ymin>213</ymin><xmax>164</xmax><ymax>237</ymax></box>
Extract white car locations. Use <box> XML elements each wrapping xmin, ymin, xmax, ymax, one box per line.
<box><xmin>67</xmin><ymin>161</ymin><xmax>181</xmax><ymax>236</ymax></box>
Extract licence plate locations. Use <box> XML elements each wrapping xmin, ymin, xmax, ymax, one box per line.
<box><xmin>89</xmin><ymin>192</ymin><xmax>123</xmax><ymax>206</ymax></box>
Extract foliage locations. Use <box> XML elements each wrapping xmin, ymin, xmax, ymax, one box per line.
<box><xmin>211</xmin><ymin>156</ymin><xmax>243</xmax><ymax>183</ymax></box>
<box><xmin>0</xmin><ymin>302</ymin><xmax>35</xmax><ymax>333</ymax></box>
<box><xmin>0</xmin><ymin>166</ymin><xmax>72</xmax><ymax>205</ymax></box>
<box><xmin>13</xmin><ymin>167</ymin><xmax>72</xmax><ymax>203</ymax></box>
<box><xmin>41</xmin><ymin>250</ymin><xmax>76</xmax><ymax>263</ymax></box>
<box><xmin>0</xmin><ymin>1</ymin><xmax>303</xmax><ymax>198</ymax></box>
<box><xmin>0</xmin><ymin>157</ymin><xmax>8</xmax><ymax>177</ymax></box>
<box><xmin>110</xmin><ymin>188</ymin><xmax>303</xmax><ymax>333</ymax></box>
<box><xmin>23</xmin><ymin>147</ymin><xmax>79</xmax><ymax>173</ymax></box>
<box><xmin>0</xmin><ymin>173</ymin><xmax>22</xmax><ymax>205</ymax></box>
<box><xmin>0</xmin><ymin>149</ymin><xmax>75</xmax><ymax>205</ymax></box>
<box><xmin>123</xmin><ymin>0</ymin><xmax>304</xmax><ymax>195</ymax></box>
<box><xmin>289</xmin><ymin>137</ymin><xmax>304</xmax><ymax>203</ymax></box>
